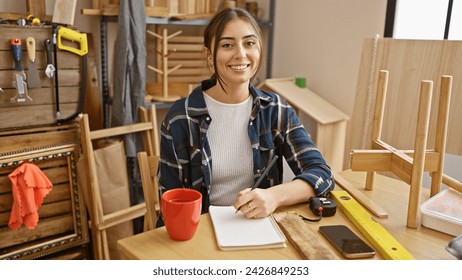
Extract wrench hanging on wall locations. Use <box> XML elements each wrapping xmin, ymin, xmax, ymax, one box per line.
<box><xmin>44</xmin><ymin>39</ymin><xmax>56</xmax><ymax>79</ymax></box>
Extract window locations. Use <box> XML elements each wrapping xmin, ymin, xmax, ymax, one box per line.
<box><xmin>385</xmin><ymin>0</ymin><xmax>462</xmax><ymax>39</ymax></box>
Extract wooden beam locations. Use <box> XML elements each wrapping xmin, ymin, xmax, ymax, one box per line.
<box><xmin>441</xmin><ymin>174</ymin><xmax>462</xmax><ymax>193</ymax></box>
<box><xmin>350</xmin><ymin>150</ymin><xmax>440</xmax><ymax>172</ymax></box>
<box><xmin>430</xmin><ymin>75</ymin><xmax>452</xmax><ymax>196</ymax></box>
<box><xmin>350</xmin><ymin>150</ymin><xmax>393</xmax><ymax>171</ymax></box>
<box><xmin>407</xmin><ymin>80</ymin><xmax>433</xmax><ymax>228</ymax></box>
<box><xmin>27</xmin><ymin>0</ymin><xmax>46</xmax><ymax>19</ymax></box>
<box><xmin>52</xmin><ymin>0</ymin><xmax>77</xmax><ymax>26</ymax></box>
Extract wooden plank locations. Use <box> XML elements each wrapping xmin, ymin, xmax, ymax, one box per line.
<box><xmin>169</xmin><ymin>36</ymin><xmax>203</xmax><ymax>44</ymax></box>
<box><xmin>168</xmin><ymin>75</ymin><xmax>210</xmax><ymax>83</ymax></box>
<box><xmin>168</xmin><ymin>43</ymin><xmax>204</xmax><ymax>52</ymax></box>
<box><xmin>259</xmin><ymin>78</ymin><xmax>349</xmax><ymax>125</ymax></box>
<box><xmin>82</xmin><ymin>34</ymin><xmax>103</xmax><ymax>131</ymax></box>
<box><xmin>169</xmin><ymin>67</ymin><xmax>209</xmax><ymax>76</ymax></box>
<box><xmin>91</xmin><ymin>0</ymin><xmax>101</xmax><ymax>9</ymax></box>
<box><xmin>0</xmin><ymin>87</ymin><xmax>80</xmax><ymax>105</ymax></box>
<box><xmin>0</xmin><ymin>161</ymin><xmax>69</xmax><ymax>187</ymax></box>
<box><xmin>26</xmin><ymin>0</ymin><xmax>47</xmax><ymax>19</ymax></box>
<box><xmin>350</xmin><ymin>150</ymin><xmax>440</xmax><ymax>172</ymax></box>
<box><xmin>168</xmin><ymin>60</ymin><xmax>206</xmax><ymax>68</ymax></box>
<box><xmin>0</xmin><ymin>199</ymin><xmax>72</xmax><ymax>226</ymax></box>
<box><xmin>0</xmin><ymin>214</ymin><xmax>74</xmax><ymax>249</ymax></box>
<box><xmin>0</xmin><ymin>50</ymin><xmax>80</xmax><ymax>70</ymax></box>
<box><xmin>273</xmin><ymin>212</ymin><xmax>340</xmax><ymax>260</ymax></box>
<box><xmin>0</xmin><ymin>71</ymin><xmax>81</xmax><ymax>90</ymax></box>
<box><xmin>0</xmin><ymin>126</ymin><xmax>79</xmax><ymax>155</ymax></box>
<box><xmin>0</xmin><ymin>103</ymin><xmax>79</xmax><ymax>130</ymax></box>
<box><xmin>170</xmin><ymin>13</ymin><xmax>215</xmax><ymax>20</ymax></box>
<box><xmin>0</xmin><ymin>176</ymin><xmax>71</xmax><ymax>201</ymax></box>
<box><xmin>168</xmin><ymin>52</ymin><xmax>206</xmax><ymax>60</ymax></box>
<box><xmin>0</xmin><ymin>26</ymin><xmax>53</xmax><ymax>48</ymax></box>
<box><xmin>146</xmin><ymin>82</ymin><xmax>195</xmax><ymax>98</ymax></box>
<box><xmin>52</xmin><ymin>0</ymin><xmax>77</xmax><ymax>26</ymax></box>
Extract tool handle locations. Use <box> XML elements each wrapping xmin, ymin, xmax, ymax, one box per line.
<box><xmin>57</xmin><ymin>26</ymin><xmax>88</xmax><ymax>56</ymax></box>
<box><xmin>26</xmin><ymin>37</ymin><xmax>36</xmax><ymax>63</ymax></box>
<box><xmin>44</xmin><ymin>38</ymin><xmax>53</xmax><ymax>64</ymax></box>
<box><xmin>11</xmin><ymin>38</ymin><xmax>23</xmax><ymax>72</ymax></box>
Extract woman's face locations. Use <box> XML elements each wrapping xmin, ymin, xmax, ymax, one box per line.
<box><xmin>212</xmin><ymin>19</ymin><xmax>261</xmax><ymax>86</ymax></box>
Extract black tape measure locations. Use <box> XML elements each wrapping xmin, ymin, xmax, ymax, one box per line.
<box><xmin>299</xmin><ymin>196</ymin><xmax>337</xmax><ymax>222</ymax></box>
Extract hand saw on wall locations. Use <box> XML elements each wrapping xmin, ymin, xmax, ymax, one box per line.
<box><xmin>51</xmin><ymin>25</ymin><xmax>89</xmax><ymax>124</ymax></box>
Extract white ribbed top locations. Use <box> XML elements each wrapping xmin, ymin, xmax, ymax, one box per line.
<box><xmin>203</xmin><ymin>93</ymin><xmax>254</xmax><ymax>206</ymax></box>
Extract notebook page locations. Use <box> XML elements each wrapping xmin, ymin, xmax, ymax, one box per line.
<box><xmin>209</xmin><ymin>205</ymin><xmax>286</xmax><ymax>249</ymax></box>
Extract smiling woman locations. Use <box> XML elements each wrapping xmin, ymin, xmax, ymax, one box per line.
<box><xmin>157</xmin><ymin>7</ymin><xmax>334</xmax><ymax>227</ymax></box>
<box><xmin>203</xmin><ymin>8</ymin><xmax>263</xmax><ymax>101</ymax></box>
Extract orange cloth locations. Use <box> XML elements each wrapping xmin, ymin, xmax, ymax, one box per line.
<box><xmin>8</xmin><ymin>162</ymin><xmax>53</xmax><ymax>230</ymax></box>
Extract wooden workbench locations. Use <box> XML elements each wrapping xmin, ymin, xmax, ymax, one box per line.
<box><xmin>117</xmin><ymin>170</ymin><xmax>455</xmax><ymax>260</ymax></box>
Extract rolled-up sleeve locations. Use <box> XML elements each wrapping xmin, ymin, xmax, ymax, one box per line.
<box><xmin>282</xmin><ymin>103</ymin><xmax>334</xmax><ymax>196</ymax></box>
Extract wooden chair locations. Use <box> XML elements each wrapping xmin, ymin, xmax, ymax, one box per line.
<box><xmin>349</xmin><ymin>71</ymin><xmax>462</xmax><ymax>228</ymax></box>
<box><xmin>137</xmin><ymin>151</ymin><xmax>160</xmax><ymax>231</ymax></box>
<box><xmin>78</xmin><ymin>104</ymin><xmax>158</xmax><ymax>259</ymax></box>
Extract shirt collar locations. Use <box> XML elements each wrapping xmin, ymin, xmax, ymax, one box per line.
<box><xmin>186</xmin><ymin>79</ymin><xmax>274</xmax><ymax>118</ymax></box>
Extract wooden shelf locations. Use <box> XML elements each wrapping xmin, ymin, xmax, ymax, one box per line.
<box><xmin>259</xmin><ymin>78</ymin><xmax>350</xmax><ymax>172</ymax></box>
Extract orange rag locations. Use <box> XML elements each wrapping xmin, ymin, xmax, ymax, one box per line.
<box><xmin>8</xmin><ymin>162</ymin><xmax>53</xmax><ymax>230</ymax></box>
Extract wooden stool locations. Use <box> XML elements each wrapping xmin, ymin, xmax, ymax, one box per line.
<box><xmin>350</xmin><ymin>70</ymin><xmax>454</xmax><ymax>228</ymax></box>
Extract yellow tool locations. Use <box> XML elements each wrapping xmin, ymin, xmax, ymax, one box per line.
<box><xmin>331</xmin><ymin>190</ymin><xmax>414</xmax><ymax>260</ymax></box>
<box><xmin>57</xmin><ymin>26</ymin><xmax>88</xmax><ymax>56</ymax></box>
<box><xmin>26</xmin><ymin>15</ymin><xmax>41</xmax><ymax>26</ymax></box>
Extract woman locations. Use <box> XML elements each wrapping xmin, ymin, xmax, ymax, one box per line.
<box><xmin>159</xmin><ymin>7</ymin><xmax>334</xmax><ymax>220</ymax></box>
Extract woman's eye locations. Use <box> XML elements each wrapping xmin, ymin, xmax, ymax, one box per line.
<box><xmin>221</xmin><ymin>43</ymin><xmax>232</xmax><ymax>48</ymax></box>
<box><xmin>245</xmin><ymin>41</ymin><xmax>256</xmax><ymax>47</ymax></box>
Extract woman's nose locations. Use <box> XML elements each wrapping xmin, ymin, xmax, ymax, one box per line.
<box><xmin>234</xmin><ymin>45</ymin><xmax>247</xmax><ymax>59</ymax></box>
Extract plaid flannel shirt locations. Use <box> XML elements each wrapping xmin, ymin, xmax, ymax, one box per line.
<box><xmin>159</xmin><ymin>79</ymin><xmax>334</xmax><ymax>213</ymax></box>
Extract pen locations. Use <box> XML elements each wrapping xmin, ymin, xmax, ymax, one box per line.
<box><xmin>235</xmin><ymin>155</ymin><xmax>279</xmax><ymax>213</ymax></box>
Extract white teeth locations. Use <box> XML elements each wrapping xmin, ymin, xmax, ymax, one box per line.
<box><xmin>230</xmin><ymin>65</ymin><xmax>248</xmax><ymax>70</ymax></box>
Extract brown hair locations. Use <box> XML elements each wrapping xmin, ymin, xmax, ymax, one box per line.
<box><xmin>203</xmin><ymin>7</ymin><xmax>263</xmax><ymax>90</ymax></box>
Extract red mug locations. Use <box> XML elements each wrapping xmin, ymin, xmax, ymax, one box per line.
<box><xmin>161</xmin><ymin>188</ymin><xmax>202</xmax><ymax>241</ymax></box>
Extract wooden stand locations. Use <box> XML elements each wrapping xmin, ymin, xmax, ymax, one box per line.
<box><xmin>147</xmin><ymin>28</ymin><xmax>183</xmax><ymax>102</ymax></box>
<box><xmin>349</xmin><ymin>70</ymin><xmax>462</xmax><ymax>228</ymax></box>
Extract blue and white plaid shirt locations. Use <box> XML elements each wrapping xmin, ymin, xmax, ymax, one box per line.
<box><xmin>159</xmin><ymin>79</ymin><xmax>334</xmax><ymax>213</ymax></box>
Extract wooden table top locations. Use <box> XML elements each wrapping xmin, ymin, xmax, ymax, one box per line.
<box><xmin>117</xmin><ymin>170</ymin><xmax>456</xmax><ymax>260</ymax></box>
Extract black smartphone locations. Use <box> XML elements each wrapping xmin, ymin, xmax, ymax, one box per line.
<box><xmin>319</xmin><ymin>225</ymin><xmax>376</xmax><ymax>259</ymax></box>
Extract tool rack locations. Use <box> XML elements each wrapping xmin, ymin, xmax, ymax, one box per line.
<box><xmin>0</xmin><ymin>24</ymin><xmax>90</xmax><ymax>259</ymax></box>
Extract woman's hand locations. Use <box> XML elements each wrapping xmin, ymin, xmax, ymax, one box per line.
<box><xmin>233</xmin><ymin>188</ymin><xmax>279</xmax><ymax>219</ymax></box>
<box><xmin>233</xmin><ymin>179</ymin><xmax>316</xmax><ymax>219</ymax></box>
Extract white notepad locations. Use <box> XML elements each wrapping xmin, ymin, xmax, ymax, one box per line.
<box><xmin>209</xmin><ymin>205</ymin><xmax>286</xmax><ymax>250</ymax></box>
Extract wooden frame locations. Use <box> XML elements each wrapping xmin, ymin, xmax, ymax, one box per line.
<box><xmin>78</xmin><ymin>105</ymin><xmax>158</xmax><ymax>259</ymax></box>
<box><xmin>0</xmin><ymin>144</ymin><xmax>88</xmax><ymax>260</ymax></box>
<box><xmin>350</xmin><ymin>71</ymin><xmax>462</xmax><ymax>228</ymax></box>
